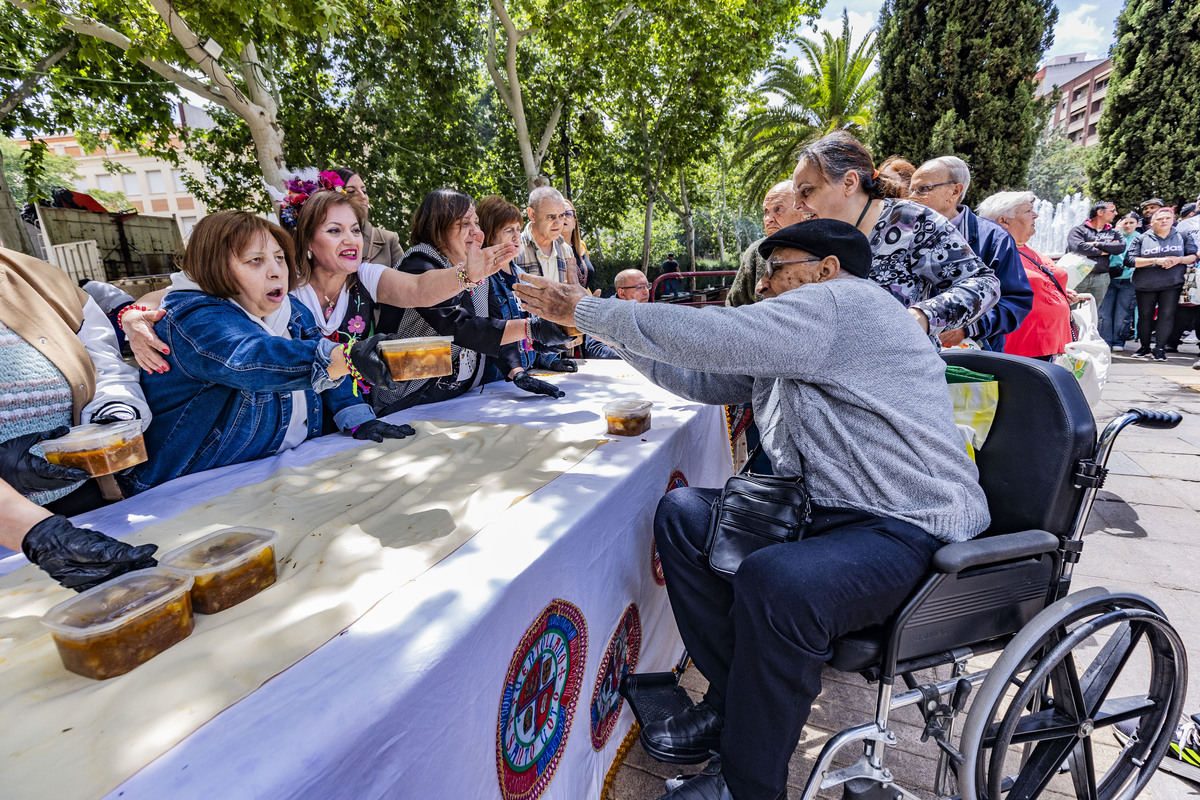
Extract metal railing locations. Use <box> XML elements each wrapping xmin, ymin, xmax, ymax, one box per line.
<box><xmin>650</xmin><ymin>270</ymin><xmax>738</xmax><ymax>306</ymax></box>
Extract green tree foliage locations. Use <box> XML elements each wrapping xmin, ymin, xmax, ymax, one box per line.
<box><xmin>1088</xmin><ymin>0</ymin><xmax>1200</xmax><ymax>210</ymax></box>
<box><xmin>181</xmin><ymin>3</ymin><xmax>489</xmax><ymax>235</ymax></box>
<box><xmin>0</xmin><ymin>140</ymin><xmax>79</xmax><ymax>205</ymax></box>
<box><xmin>0</xmin><ymin>3</ymin><xmax>178</xmax><ymax>251</ymax></box>
<box><xmin>1025</xmin><ymin>128</ymin><xmax>1094</xmax><ymax>203</ymax></box>
<box><xmin>870</xmin><ymin>0</ymin><xmax>1056</xmax><ymax>205</ymax></box>
<box><xmin>734</xmin><ymin>13</ymin><xmax>877</xmax><ymax>208</ymax></box>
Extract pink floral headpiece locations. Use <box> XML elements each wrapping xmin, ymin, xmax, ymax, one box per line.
<box><xmin>278</xmin><ymin>170</ymin><xmax>346</xmax><ymax>228</ymax></box>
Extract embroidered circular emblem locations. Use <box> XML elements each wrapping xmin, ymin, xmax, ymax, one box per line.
<box><xmin>651</xmin><ymin>470</ymin><xmax>689</xmax><ymax>586</ymax></box>
<box><xmin>497</xmin><ymin>599</ymin><xmax>588</xmax><ymax>800</ymax></box>
<box><xmin>590</xmin><ymin>603</ymin><xmax>642</xmax><ymax>750</ymax></box>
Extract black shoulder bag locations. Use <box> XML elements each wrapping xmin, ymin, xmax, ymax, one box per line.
<box><xmin>704</xmin><ymin>445</ymin><xmax>812</xmax><ymax>577</ymax></box>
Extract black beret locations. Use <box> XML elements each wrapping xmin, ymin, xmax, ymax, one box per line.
<box><xmin>757</xmin><ymin>219</ymin><xmax>873</xmax><ymax>278</ymax></box>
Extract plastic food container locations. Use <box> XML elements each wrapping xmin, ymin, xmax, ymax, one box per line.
<box><xmin>41</xmin><ymin>568</ymin><xmax>194</xmax><ymax>680</ymax></box>
<box><xmin>40</xmin><ymin>421</ymin><xmax>148</xmax><ymax>476</ymax></box>
<box><xmin>379</xmin><ymin>336</ymin><xmax>453</xmax><ymax>381</ymax></box>
<box><xmin>160</xmin><ymin>527</ymin><xmax>278</xmax><ymax>614</ymax></box>
<box><xmin>604</xmin><ymin>400</ymin><xmax>653</xmax><ymax>437</ymax></box>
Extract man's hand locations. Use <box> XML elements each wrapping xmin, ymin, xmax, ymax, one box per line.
<box><xmin>908</xmin><ymin>307</ymin><xmax>930</xmax><ymax>334</ymax></box>
<box><xmin>125</xmin><ymin>307</ymin><xmax>171</xmax><ymax>374</ymax></box>
<box><xmin>938</xmin><ymin>329</ymin><xmax>967</xmax><ymax>347</ymax></box>
<box><xmin>512</xmin><ymin>273</ymin><xmax>587</xmax><ymax>327</ymax></box>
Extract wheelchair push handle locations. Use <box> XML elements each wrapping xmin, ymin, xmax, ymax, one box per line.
<box><xmin>1129</xmin><ymin>407</ymin><xmax>1182</xmax><ymax>429</ymax></box>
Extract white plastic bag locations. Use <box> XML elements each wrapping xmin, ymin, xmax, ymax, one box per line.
<box><xmin>1056</xmin><ymin>253</ymin><xmax>1094</xmax><ymax>291</ymax></box>
<box><xmin>1054</xmin><ymin>297</ymin><xmax>1110</xmax><ymax>408</ymax></box>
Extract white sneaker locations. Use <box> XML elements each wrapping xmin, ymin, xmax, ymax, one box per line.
<box><xmin>1112</xmin><ymin>344</ymin><xmax>1125</xmax><ymax>352</ymax></box>
<box><xmin>1183</xmin><ymin>333</ymin><xmax>1198</xmax><ymax>344</ymax></box>
<box><xmin>1193</xmin><ymin>358</ymin><xmax>1200</xmax><ymax>371</ymax></box>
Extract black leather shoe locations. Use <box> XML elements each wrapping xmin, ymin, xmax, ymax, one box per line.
<box><xmin>657</xmin><ymin>766</ymin><xmax>735</xmax><ymax>799</ymax></box>
<box><xmin>641</xmin><ymin>700</ymin><xmax>723</xmax><ymax>764</ymax></box>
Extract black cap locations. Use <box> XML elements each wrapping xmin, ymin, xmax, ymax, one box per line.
<box><xmin>757</xmin><ymin>219</ymin><xmax>873</xmax><ymax>278</ymax></box>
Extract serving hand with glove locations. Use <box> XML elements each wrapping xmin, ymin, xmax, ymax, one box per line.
<box><xmin>0</xmin><ymin>477</ymin><xmax>157</xmax><ymax>591</ymax></box>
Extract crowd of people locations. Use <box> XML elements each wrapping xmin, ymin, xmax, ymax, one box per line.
<box><xmin>1</xmin><ymin>128</ymin><xmax>1194</xmax><ymax>800</ymax></box>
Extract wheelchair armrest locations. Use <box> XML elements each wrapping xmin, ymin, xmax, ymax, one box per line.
<box><xmin>932</xmin><ymin>530</ymin><xmax>1060</xmax><ymax>574</ymax></box>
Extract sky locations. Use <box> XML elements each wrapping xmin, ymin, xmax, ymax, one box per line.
<box><xmin>810</xmin><ymin>0</ymin><xmax>1119</xmax><ymax>63</ymax></box>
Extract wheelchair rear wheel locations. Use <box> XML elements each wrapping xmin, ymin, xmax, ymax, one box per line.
<box><xmin>958</xmin><ymin>588</ymin><xmax>1187</xmax><ymax>800</ymax></box>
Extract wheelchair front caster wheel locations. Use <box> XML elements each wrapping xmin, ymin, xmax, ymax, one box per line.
<box><xmin>959</xmin><ymin>588</ymin><xmax>1187</xmax><ymax>800</ymax></box>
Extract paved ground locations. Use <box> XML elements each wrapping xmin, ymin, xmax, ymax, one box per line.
<box><xmin>610</xmin><ymin>349</ymin><xmax>1200</xmax><ymax>800</ymax></box>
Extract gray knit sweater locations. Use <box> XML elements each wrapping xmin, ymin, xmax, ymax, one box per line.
<box><xmin>574</xmin><ymin>277</ymin><xmax>990</xmax><ymax>543</ymax></box>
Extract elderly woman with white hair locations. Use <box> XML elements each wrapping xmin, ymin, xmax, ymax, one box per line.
<box><xmin>977</xmin><ymin>191</ymin><xmax>1076</xmax><ymax>360</ymax></box>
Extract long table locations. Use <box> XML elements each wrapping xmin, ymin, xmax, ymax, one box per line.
<box><xmin>1</xmin><ymin>360</ymin><xmax>732</xmax><ymax>800</ymax></box>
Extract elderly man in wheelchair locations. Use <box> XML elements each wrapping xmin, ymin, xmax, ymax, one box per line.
<box><xmin>512</xmin><ymin>218</ymin><xmax>1188</xmax><ymax>800</ymax></box>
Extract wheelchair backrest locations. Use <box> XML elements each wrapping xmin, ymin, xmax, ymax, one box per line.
<box><xmin>942</xmin><ymin>351</ymin><xmax>1096</xmax><ymax>540</ymax></box>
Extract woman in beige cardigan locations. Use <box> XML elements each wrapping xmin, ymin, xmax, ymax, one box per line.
<box><xmin>0</xmin><ymin>247</ymin><xmax>158</xmax><ymax>590</ymax></box>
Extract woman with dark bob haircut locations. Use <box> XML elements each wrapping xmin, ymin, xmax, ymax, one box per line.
<box><xmin>120</xmin><ymin>211</ymin><xmax>402</xmax><ymax>495</ymax></box>
<box><xmin>785</xmin><ymin>132</ymin><xmax>999</xmax><ymax>339</ymax></box>
<box><xmin>373</xmin><ymin>188</ymin><xmax>575</xmax><ymax>414</ymax></box>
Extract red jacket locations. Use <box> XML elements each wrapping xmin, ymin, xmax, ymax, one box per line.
<box><xmin>1004</xmin><ymin>246</ymin><xmax>1072</xmax><ymax>358</ymax></box>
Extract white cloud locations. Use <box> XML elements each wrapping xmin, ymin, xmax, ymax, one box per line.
<box><xmin>811</xmin><ymin>8</ymin><xmax>879</xmax><ymax>39</ymax></box>
<box><xmin>1045</xmin><ymin>2</ymin><xmax>1114</xmax><ymax>61</ymax></box>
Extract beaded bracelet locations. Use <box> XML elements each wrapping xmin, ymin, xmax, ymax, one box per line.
<box><xmin>116</xmin><ymin>304</ymin><xmax>149</xmax><ymax>331</ymax></box>
<box><xmin>520</xmin><ymin>318</ymin><xmax>534</xmax><ymax>352</ymax></box>
<box><xmin>340</xmin><ymin>339</ymin><xmax>371</xmax><ymax>396</ymax></box>
<box><xmin>455</xmin><ymin>262</ymin><xmax>482</xmax><ymax>292</ymax></box>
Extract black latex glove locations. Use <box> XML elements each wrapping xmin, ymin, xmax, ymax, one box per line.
<box><xmin>538</xmin><ymin>353</ymin><xmax>578</xmax><ymax>373</ymax></box>
<box><xmin>352</xmin><ymin>419</ymin><xmax>417</xmax><ymax>442</ymax></box>
<box><xmin>22</xmin><ymin>515</ymin><xmax>159</xmax><ymax>592</ymax></box>
<box><xmin>0</xmin><ymin>427</ymin><xmax>90</xmax><ymax>497</ymax></box>
<box><xmin>512</xmin><ymin>371</ymin><xmax>566</xmax><ymax>399</ymax></box>
<box><xmin>529</xmin><ymin>317</ymin><xmax>575</xmax><ymax>348</ymax></box>
<box><xmin>347</xmin><ymin>333</ymin><xmax>395</xmax><ymax>388</ymax></box>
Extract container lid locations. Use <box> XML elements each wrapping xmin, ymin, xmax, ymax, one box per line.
<box><xmin>604</xmin><ymin>400</ymin><xmax>653</xmax><ymax>415</ymax></box>
<box><xmin>38</xmin><ymin>420</ymin><xmax>143</xmax><ymax>453</ymax></box>
<box><xmin>41</xmin><ymin>568</ymin><xmax>193</xmax><ymax>637</ymax></box>
<box><xmin>378</xmin><ymin>336</ymin><xmax>454</xmax><ymax>350</ymax></box>
<box><xmin>159</xmin><ymin>527</ymin><xmax>277</xmax><ymax>575</ymax></box>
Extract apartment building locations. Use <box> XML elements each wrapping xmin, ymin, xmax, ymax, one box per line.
<box><xmin>1034</xmin><ymin>53</ymin><xmax>1113</xmax><ymax>147</ymax></box>
<box><xmin>11</xmin><ymin>103</ymin><xmax>215</xmax><ymax>237</ymax></box>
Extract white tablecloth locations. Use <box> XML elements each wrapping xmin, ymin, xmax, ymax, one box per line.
<box><xmin>3</xmin><ymin>360</ymin><xmax>732</xmax><ymax>800</ymax></box>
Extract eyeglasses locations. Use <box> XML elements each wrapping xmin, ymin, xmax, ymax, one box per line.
<box><xmin>764</xmin><ymin>257</ymin><xmax>821</xmax><ymax>278</ymax></box>
<box><xmin>910</xmin><ymin>180</ymin><xmax>958</xmax><ymax>197</ymax></box>
<box><xmin>617</xmin><ymin>283</ymin><xmax>650</xmax><ymax>292</ymax></box>
<box><xmin>562</xmin><ymin>210</ymin><xmax>575</xmax><ymax>218</ymax></box>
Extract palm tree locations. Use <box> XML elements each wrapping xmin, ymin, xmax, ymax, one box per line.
<box><xmin>735</xmin><ymin>13</ymin><xmax>878</xmax><ymax>208</ymax></box>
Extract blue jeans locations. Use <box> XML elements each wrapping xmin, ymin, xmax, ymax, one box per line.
<box><xmin>1099</xmin><ymin>278</ymin><xmax>1136</xmax><ymax>346</ymax></box>
<box><xmin>653</xmin><ymin>488</ymin><xmax>940</xmax><ymax>800</ymax></box>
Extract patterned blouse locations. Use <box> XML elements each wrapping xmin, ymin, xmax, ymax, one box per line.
<box><xmin>867</xmin><ymin>199</ymin><xmax>1001</xmax><ymax>335</ymax></box>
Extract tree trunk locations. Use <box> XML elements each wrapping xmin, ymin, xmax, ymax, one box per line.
<box><xmin>680</xmin><ymin>173</ymin><xmax>696</xmax><ymax>284</ymax></box>
<box><xmin>641</xmin><ymin>194</ymin><xmax>655</xmax><ymax>272</ymax></box>
<box><xmin>0</xmin><ymin>147</ymin><xmax>35</xmax><ymax>255</ymax></box>
<box><xmin>242</xmin><ymin>101</ymin><xmax>288</xmax><ymax>192</ymax></box>
<box><xmin>715</xmin><ymin>219</ymin><xmax>726</xmax><ymax>264</ymax></box>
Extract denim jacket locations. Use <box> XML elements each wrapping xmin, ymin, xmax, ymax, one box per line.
<box><xmin>121</xmin><ymin>292</ymin><xmax>358</xmax><ymax>495</ymax></box>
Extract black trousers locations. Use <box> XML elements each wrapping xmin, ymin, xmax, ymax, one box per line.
<box><xmin>653</xmin><ymin>488</ymin><xmax>940</xmax><ymax>800</ymax></box>
<box><xmin>1166</xmin><ymin>305</ymin><xmax>1199</xmax><ymax>348</ymax></box>
<box><xmin>1136</xmin><ymin>287</ymin><xmax>1180</xmax><ymax>350</ymax></box>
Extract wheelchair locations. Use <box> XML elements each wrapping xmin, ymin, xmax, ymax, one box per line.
<box><xmin>621</xmin><ymin>350</ymin><xmax>1189</xmax><ymax>800</ymax></box>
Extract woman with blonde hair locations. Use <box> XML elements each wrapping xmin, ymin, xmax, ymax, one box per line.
<box><xmin>560</xmin><ymin>199</ymin><xmax>595</xmax><ymax>290</ymax></box>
